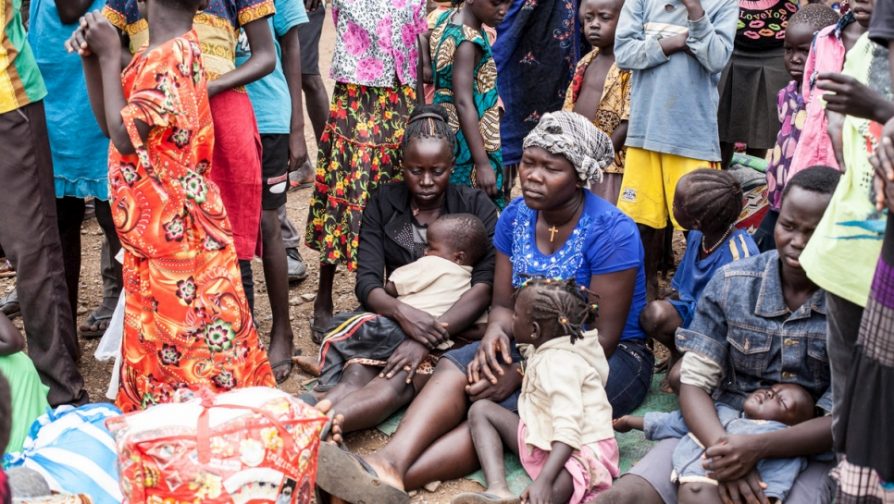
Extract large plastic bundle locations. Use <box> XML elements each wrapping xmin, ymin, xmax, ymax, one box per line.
<box><xmin>3</xmin><ymin>403</ymin><xmax>122</xmax><ymax>504</ymax></box>
<box><xmin>106</xmin><ymin>387</ymin><xmax>327</xmax><ymax>504</ymax></box>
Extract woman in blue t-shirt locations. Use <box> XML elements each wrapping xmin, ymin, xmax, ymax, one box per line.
<box><xmin>315</xmin><ymin>112</ymin><xmax>651</xmax><ymax>499</ymax></box>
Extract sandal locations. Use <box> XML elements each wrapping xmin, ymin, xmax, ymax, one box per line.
<box><xmin>79</xmin><ymin>303</ymin><xmax>115</xmax><ymax>339</ymax></box>
<box><xmin>0</xmin><ymin>289</ymin><xmax>20</xmax><ymax>320</ymax></box>
<box><xmin>289</xmin><ymin>160</ymin><xmax>316</xmax><ymax>191</ymax></box>
<box><xmin>270</xmin><ymin>349</ymin><xmax>303</xmax><ymax>385</ymax></box>
<box><xmin>316</xmin><ymin>441</ymin><xmax>409</xmax><ymax>504</ymax></box>
<box><xmin>451</xmin><ymin>493</ymin><xmax>520</xmax><ymax>504</ymax></box>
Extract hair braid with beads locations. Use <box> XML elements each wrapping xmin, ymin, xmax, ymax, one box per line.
<box><xmin>401</xmin><ymin>104</ymin><xmax>457</xmax><ymax>154</ymax></box>
<box><xmin>679</xmin><ymin>168</ymin><xmax>744</xmax><ymax>235</ymax></box>
<box><xmin>516</xmin><ymin>277</ymin><xmax>598</xmax><ymax>344</ymax></box>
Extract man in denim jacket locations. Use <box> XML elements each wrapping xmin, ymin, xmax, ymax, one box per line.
<box><xmin>596</xmin><ymin>166</ymin><xmax>841</xmax><ymax>504</ymax></box>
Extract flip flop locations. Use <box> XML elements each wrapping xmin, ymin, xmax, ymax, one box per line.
<box><xmin>270</xmin><ymin>349</ymin><xmax>303</xmax><ymax>384</ymax></box>
<box><xmin>79</xmin><ymin>307</ymin><xmax>114</xmax><ymax>339</ymax></box>
<box><xmin>0</xmin><ymin>259</ymin><xmax>14</xmax><ymax>278</ymax></box>
<box><xmin>450</xmin><ymin>492</ymin><xmax>520</xmax><ymax>504</ymax></box>
<box><xmin>316</xmin><ymin>443</ymin><xmax>409</xmax><ymax>504</ymax></box>
<box><xmin>0</xmin><ymin>289</ymin><xmax>20</xmax><ymax>320</ymax></box>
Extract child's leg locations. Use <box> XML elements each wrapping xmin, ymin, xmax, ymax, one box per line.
<box><xmin>638</xmin><ymin>224</ymin><xmax>663</xmax><ymax>300</ymax></box>
<box><xmin>261</xmin><ymin>207</ymin><xmax>295</xmax><ymax>382</ymax></box>
<box><xmin>678</xmin><ymin>482</ymin><xmax>723</xmax><ymax>504</ymax></box>
<box><xmin>467</xmin><ymin>400</ymin><xmax>520</xmax><ymax>498</ymax></box>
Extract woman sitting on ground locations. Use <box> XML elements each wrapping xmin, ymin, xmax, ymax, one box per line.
<box><xmin>300</xmin><ymin>104</ymin><xmax>498</xmax><ymax>434</ymax></box>
<box><xmin>315</xmin><ymin>111</ymin><xmax>650</xmax><ymax>501</ymax></box>
<box><xmin>595</xmin><ymin>166</ymin><xmax>841</xmax><ymax>504</ymax></box>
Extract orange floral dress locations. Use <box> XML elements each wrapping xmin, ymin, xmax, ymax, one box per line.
<box><xmin>110</xmin><ymin>30</ymin><xmax>274</xmax><ymax>413</ymax></box>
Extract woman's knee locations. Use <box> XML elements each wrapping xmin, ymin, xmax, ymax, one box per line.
<box><xmin>593</xmin><ymin>475</ymin><xmax>663</xmax><ymax>504</ymax></box>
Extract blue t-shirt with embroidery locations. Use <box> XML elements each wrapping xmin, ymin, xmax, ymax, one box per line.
<box><xmin>494</xmin><ymin>192</ymin><xmax>647</xmax><ymax>341</ymax></box>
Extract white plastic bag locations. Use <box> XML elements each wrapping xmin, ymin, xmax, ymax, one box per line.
<box><xmin>95</xmin><ymin>250</ymin><xmax>125</xmax><ymax>400</ymax></box>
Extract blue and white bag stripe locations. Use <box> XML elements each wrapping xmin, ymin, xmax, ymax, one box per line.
<box><xmin>3</xmin><ymin>403</ymin><xmax>123</xmax><ymax>503</ymax></box>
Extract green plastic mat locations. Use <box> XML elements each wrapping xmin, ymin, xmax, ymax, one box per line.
<box><xmin>376</xmin><ymin>372</ymin><xmax>678</xmax><ymax>495</ymax></box>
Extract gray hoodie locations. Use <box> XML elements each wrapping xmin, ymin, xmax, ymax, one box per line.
<box><xmin>614</xmin><ymin>0</ymin><xmax>738</xmax><ymax>161</ymax></box>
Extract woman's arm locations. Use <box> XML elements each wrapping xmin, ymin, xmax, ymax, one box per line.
<box><xmin>468</xmin><ymin>252</ymin><xmax>515</xmax><ymax>383</ymax></box>
<box><xmin>452</xmin><ymin>41</ymin><xmax>497</xmax><ymax>197</ymax></box>
<box><xmin>588</xmin><ymin>268</ymin><xmax>636</xmax><ymax>357</ymax></box>
<box><xmin>280</xmin><ymin>26</ymin><xmax>309</xmax><ymax>171</ymax></box>
<box><xmin>0</xmin><ymin>314</ymin><xmax>25</xmax><ymax>356</ymax></box>
<box><xmin>208</xmin><ymin>18</ymin><xmax>276</xmax><ymax>97</ymax></box>
<box><xmin>437</xmin><ymin>282</ymin><xmax>492</xmax><ymax>336</ymax></box>
<box><xmin>55</xmin><ymin>0</ymin><xmax>94</xmax><ymax>25</ymax></box>
<box><xmin>416</xmin><ymin>33</ymin><xmax>431</xmax><ymax>103</ymax></box>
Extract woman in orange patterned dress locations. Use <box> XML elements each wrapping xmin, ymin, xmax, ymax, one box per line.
<box><xmin>68</xmin><ymin>3</ymin><xmax>275</xmax><ymax>413</ymax></box>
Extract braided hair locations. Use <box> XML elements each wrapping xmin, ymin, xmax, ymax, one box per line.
<box><xmin>515</xmin><ymin>277</ymin><xmax>598</xmax><ymax>344</ymax></box>
<box><xmin>401</xmin><ymin>104</ymin><xmax>457</xmax><ymax>154</ymax></box>
<box><xmin>678</xmin><ymin>168</ymin><xmax>743</xmax><ymax>235</ymax></box>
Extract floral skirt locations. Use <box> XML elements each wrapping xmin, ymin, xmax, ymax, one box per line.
<box><xmin>305</xmin><ymin>82</ymin><xmax>414</xmax><ymax>269</ymax></box>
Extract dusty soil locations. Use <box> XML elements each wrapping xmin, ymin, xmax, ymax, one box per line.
<box><xmin>0</xmin><ymin>10</ymin><xmax>678</xmax><ymax>502</ymax></box>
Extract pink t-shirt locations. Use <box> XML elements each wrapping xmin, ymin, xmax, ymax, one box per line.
<box><xmin>789</xmin><ymin>20</ymin><xmax>850</xmax><ymax>175</ymax></box>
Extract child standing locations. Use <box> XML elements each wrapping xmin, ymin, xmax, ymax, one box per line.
<box><xmin>790</xmin><ymin>1</ymin><xmax>873</xmax><ymax>174</ymax></box>
<box><xmin>756</xmin><ymin>4</ymin><xmax>840</xmax><ymax>251</ymax></box>
<box><xmin>562</xmin><ymin>0</ymin><xmax>630</xmax><ymax>205</ymax></box>
<box><xmin>640</xmin><ymin>169</ymin><xmax>758</xmax><ymax>378</ymax></box>
<box><xmin>614</xmin><ymin>0</ymin><xmax>738</xmax><ymax>296</ymax></box>
<box><xmin>68</xmin><ymin>2</ymin><xmax>275</xmax><ymax>412</ymax></box>
<box><xmin>429</xmin><ymin>0</ymin><xmax>511</xmax><ymax>208</ymax></box>
<box><xmin>454</xmin><ymin>278</ymin><xmax>619</xmax><ymax>504</ymax></box>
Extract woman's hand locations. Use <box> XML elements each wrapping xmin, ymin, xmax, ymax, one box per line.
<box><xmin>393</xmin><ymin>303</ymin><xmax>450</xmax><ymax>349</ymax></box>
<box><xmin>465</xmin><ymin>363</ymin><xmax>521</xmax><ymax>402</ymax></box>
<box><xmin>467</xmin><ymin>327</ymin><xmax>514</xmax><ymax>384</ymax></box>
<box><xmin>703</xmin><ymin>434</ymin><xmax>764</xmax><ymax>481</ymax></box>
<box><xmin>716</xmin><ymin>470</ymin><xmax>770</xmax><ymax>504</ymax></box>
<box><xmin>380</xmin><ymin>340</ymin><xmax>430</xmax><ymax>383</ymax></box>
<box><xmin>476</xmin><ymin>163</ymin><xmax>498</xmax><ymax>197</ymax></box>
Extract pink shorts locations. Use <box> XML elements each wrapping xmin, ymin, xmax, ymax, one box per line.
<box><xmin>517</xmin><ymin>420</ymin><xmax>620</xmax><ymax>504</ymax></box>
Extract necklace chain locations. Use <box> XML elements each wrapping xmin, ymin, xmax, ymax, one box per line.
<box><xmin>701</xmin><ymin>225</ymin><xmax>734</xmax><ymax>256</ymax></box>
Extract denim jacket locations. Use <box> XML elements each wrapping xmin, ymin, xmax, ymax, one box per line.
<box><xmin>676</xmin><ymin>251</ymin><xmax>832</xmax><ymax>412</ymax></box>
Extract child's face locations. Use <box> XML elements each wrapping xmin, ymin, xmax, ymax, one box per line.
<box><xmin>783</xmin><ymin>23</ymin><xmax>814</xmax><ymax>83</ymax></box>
<box><xmin>402</xmin><ymin>137</ymin><xmax>453</xmax><ymax>206</ymax></box>
<box><xmin>469</xmin><ymin>0</ymin><xmax>511</xmax><ymax>28</ymax></box>
<box><xmin>579</xmin><ymin>0</ymin><xmax>622</xmax><ymax>50</ymax></box>
<box><xmin>512</xmin><ymin>289</ymin><xmax>539</xmax><ymax>345</ymax></box>
<box><xmin>852</xmin><ymin>0</ymin><xmax>875</xmax><ymax>28</ymax></box>
<box><xmin>774</xmin><ymin>186</ymin><xmax>831</xmax><ymax>278</ymax></box>
<box><xmin>742</xmin><ymin>383</ymin><xmax>815</xmax><ymax>425</ymax></box>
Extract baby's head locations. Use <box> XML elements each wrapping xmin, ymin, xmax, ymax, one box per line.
<box><xmin>512</xmin><ymin>277</ymin><xmax>598</xmax><ymax>348</ymax></box>
<box><xmin>784</xmin><ymin>5</ymin><xmax>839</xmax><ymax>84</ymax></box>
<box><xmin>425</xmin><ymin>213</ymin><xmax>488</xmax><ymax>266</ymax></box>
<box><xmin>742</xmin><ymin>383</ymin><xmax>815</xmax><ymax>426</ymax></box>
<box><xmin>579</xmin><ymin>0</ymin><xmax>624</xmax><ymax>50</ymax></box>
<box><xmin>672</xmin><ymin>169</ymin><xmax>743</xmax><ymax>236</ymax></box>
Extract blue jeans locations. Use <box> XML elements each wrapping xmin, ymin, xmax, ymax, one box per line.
<box><xmin>444</xmin><ymin>339</ymin><xmax>653</xmax><ymax>416</ymax></box>
<box><xmin>605</xmin><ymin>340</ymin><xmax>654</xmax><ymax>417</ymax></box>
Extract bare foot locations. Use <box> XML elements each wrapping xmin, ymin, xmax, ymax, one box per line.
<box><xmin>293</xmin><ymin>355</ymin><xmax>322</xmax><ymax>377</ymax></box>
<box><xmin>362</xmin><ymin>453</ymin><xmax>406</xmax><ymax>492</ymax></box>
<box><xmin>267</xmin><ymin>327</ymin><xmax>296</xmax><ymax>383</ymax></box>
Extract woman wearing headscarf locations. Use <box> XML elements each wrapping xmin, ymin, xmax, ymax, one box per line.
<box><xmin>315</xmin><ymin>112</ymin><xmax>651</xmax><ymax>501</ymax></box>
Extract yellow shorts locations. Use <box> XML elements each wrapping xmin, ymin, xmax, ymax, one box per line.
<box><xmin>616</xmin><ymin>148</ymin><xmax>719</xmax><ymax>229</ymax></box>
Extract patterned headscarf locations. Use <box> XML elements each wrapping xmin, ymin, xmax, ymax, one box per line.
<box><xmin>522</xmin><ymin>111</ymin><xmax>614</xmax><ymax>184</ymax></box>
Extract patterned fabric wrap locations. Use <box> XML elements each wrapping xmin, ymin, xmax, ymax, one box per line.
<box><xmin>562</xmin><ymin>48</ymin><xmax>631</xmax><ymax>175</ymax></box>
<box><xmin>430</xmin><ymin>8</ymin><xmax>505</xmax><ymax>207</ymax></box>
<box><xmin>3</xmin><ymin>404</ymin><xmax>122</xmax><ymax>504</ymax></box>
<box><xmin>522</xmin><ymin>111</ymin><xmax>614</xmax><ymax>184</ymax></box>
<box><xmin>106</xmin><ymin>387</ymin><xmax>328</xmax><ymax>504</ymax></box>
<box><xmin>305</xmin><ymin>83</ymin><xmax>414</xmax><ymax>269</ymax></box>
<box><xmin>109</xmin><ymin>31</ymin><xmax>274</xmax><ymax>412</ymax></box>
<box><xmin>766</xmin><ymin>80</ymin><xmax>805</xmax><ymax>211</ymax></box>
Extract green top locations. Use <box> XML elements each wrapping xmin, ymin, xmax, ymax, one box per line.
<box><xmin>0</xmin><ymin>352</ymin><xmax>49</xmax><ymax>456</ymax></box>
<box><xmin>430</xmin><ymin>9</ymin><xmax>505</xmax><ymax>208</ymax></box>
<box><xmin>800</xmin><ymin>33</ymin><xmax>884</xmax><ymax>307</ymax></box>
<box><xmin>0</xmin><ymin>0</ymin><xmax>46</xmax><ymax>114</ymax></box>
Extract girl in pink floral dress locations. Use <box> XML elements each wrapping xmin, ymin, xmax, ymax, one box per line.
<box><xmin>305</xmin><ymin>0</ymin><xmax>427</xmax><ymax>341</ymax></box>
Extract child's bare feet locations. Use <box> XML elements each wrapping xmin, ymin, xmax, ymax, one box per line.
<box><xmin>361</xmin><ymin>453</ymin><xmax>406</xmax><ymax>492</ymax></box>
<box><xmin>293</xmin><ymin>355</ymin><xmax>322</xmax><ymax>377</ymax></box>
